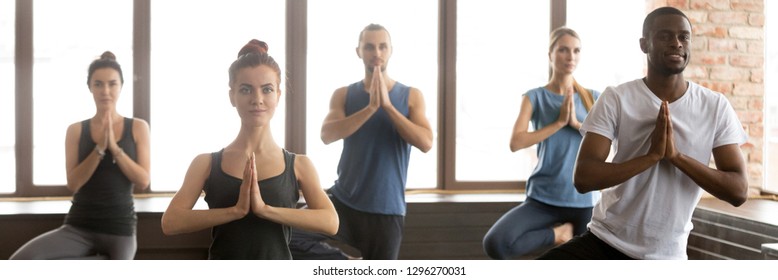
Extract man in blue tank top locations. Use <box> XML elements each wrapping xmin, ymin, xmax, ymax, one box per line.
<box><xmin>294</xmin><ymin>23</ymin><xmax>433</xmax><ymax>260</ymax></box>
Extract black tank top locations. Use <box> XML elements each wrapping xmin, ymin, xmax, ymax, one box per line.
<box><xmin>64</xmin><ymin>117</ymin><xmax>137</xmax><ymax>236</ymax></box>
<box><xmin>203</xmin><ymin>149</ymin><xmax>300</xmax><ymax>260</ymax></box>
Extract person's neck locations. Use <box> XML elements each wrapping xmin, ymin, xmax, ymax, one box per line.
<box><xmin>92</xmin><ymin>109</ymin><xmax>122</xmax><ymax>124</ymax></box>
<box><xmin>545</xmin><ymin>74</ymin><xmax>575</xmax><ymax>95</ymax></box>
<box><xmin>231</xmin><ymin>125</ymin><xmax>280</xmax><ymax>156</ymax></box>
<box><xmin>643</xmin><ymin>72</ymin><xmax>688</xmax><ymax>102</ymax></box>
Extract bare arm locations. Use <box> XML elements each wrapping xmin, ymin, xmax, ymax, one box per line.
<box><xmin>573</xmin><ymin>132</ymin><xmax>661</xmax><ymax>193</ymax></box>
<box><xmin>65</xmin><ymin>123</ymin><xmax>102</xmax><ymax>192</ymax></box>
<box><xmin>251</xmin><ymin>155</ymin><xmax>339</xmax><ymax>235</ymax></box>
<box><xmin>320</xmin><ymin>87</ymin><xmax>379</xmax><ymax>144</ymax></box>
<box><xmin>161</xmin><ymin>154</ymin><xmax>250</xmax><ymax>235</ymax></box>
<box><xmin>663</xmin><ymin>107</ymin><xmax>748</xmax><ymax>206</ymax></box>
<box><xmin>667</xmin><ymin>145</ymin><xmax>748</xmax><ymax>206</ymax></box>
<box><xmin>382</xmin><ymin>87</ymin><xmax>434</xmax><ymax>152</ymax></box>
<box><xmin>112</xmin><ymin>118</ymin><xmax>151</xmax><ymax>190</ymax></box>
<box><xmin>510</xmin><ymin>95</ymin><xmax>567</xmax><ymax>152</ymax></box>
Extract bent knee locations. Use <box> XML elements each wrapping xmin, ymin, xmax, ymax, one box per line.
<box><xmin>482</xmin><ymin>232</ymin><xmax>512</xmax><ymax>260</ymax></box>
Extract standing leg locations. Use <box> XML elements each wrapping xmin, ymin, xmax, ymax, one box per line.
<box><xmin>356</xmin><ymin>213</ymin><xmax>403</xmax><ymax>260</ymax></box>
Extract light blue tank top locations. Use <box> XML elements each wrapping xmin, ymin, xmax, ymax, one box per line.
<box><xmin>525</xmin><ymin>87</ymin><xmax>601</xmax><ymax>208</ymax></box>
<box><xmin>329</xmin><ymin>81</ymin><xmax>411</xmax><ymax>216</ymax></box>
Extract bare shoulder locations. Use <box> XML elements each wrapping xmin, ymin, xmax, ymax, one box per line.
<box><xmin>327</xmin><ymin>86</ymin><xmax>349</xmax><ymax>109</ymax></box>
<box><xmin>171</xmin><ymin>153</ymin><xmax>213</xmax><ymax>205</ymax></box>
<box><xmin>409</xmin><ymin>86</ymin><xmax>425</xmax><ymax>97</ymax></box>
<box><xmin>293</xmin><ymin>154</ymin><xmax>315</xmax><ymax>173</ymax></box>
<box><xmin>131</xmin><ymin>118</ymin><xmax>151</xmax><ymax>142</ymax></box>
<box><xmin>331</xmin><ymin>86</ymin><xmax>349</xmax><ymax>96</ymax></box>
<box><xmin>66</xmin><ymin>121</ymin><xmax>83</xmax><ymax>136</ymax></box>
<box><xmin>409</xmin><ymin>87</ymin><xmax>427</xmax><ymax>99</ymax></box>
<box><xmin>190</xmin><ymin>153</ymin><xmax>213</xmax><ymax>170</ymax></box>
<box><xmin>182</xmin><ymin>153</ymin><xmax>214</xmax><ymax>185</ymax></box>
<box><xmin>293</xmin><ymin>154</ymin><xmax>321</xmax><ymax>183</ymax></box>
<box><xmin>131</xmin><ymin>117</ymin><xmax>151</xmax><ymax>131</ymax></box>
<box><xmin>65</xmin><ymin>121</ymin><xmax>84</xmax><ymax>146</ymax></box>
<box><xmin>408</xmin><ymin>87</ymin><xmax>427</xmax><ymax>107</ymax></box>
<box><xmin>332</xmin><ymin>86</ymin><xmax>348</xmax><ymax>99</ymax></box>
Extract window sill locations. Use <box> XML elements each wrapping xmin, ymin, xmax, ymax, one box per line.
<box><xmin>696</xmin><ymin>197</ymin><xmax>778</xmax><ymax>227</ymax></box>
<box><xmin>0</xmin><ymin>191</ymin><xmax>525</xmax><ymax>216</ymax></box>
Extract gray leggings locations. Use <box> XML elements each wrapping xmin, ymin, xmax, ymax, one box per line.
<box><xmin>9</xmin><ymin>224</ymin><xmax>136</xmax><ymax>260</ymax></box>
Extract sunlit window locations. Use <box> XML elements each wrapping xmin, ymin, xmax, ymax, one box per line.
<box><xmin>306</xmin><ymin>0</ymin><xmax>438</xmax><ymax>189</ymax></box>
<box><xmin>0</xmin><ymin>0</ymin><xmax>15</xmax><ymax>193</ymax></box>
<box><xmin>32</xmin><ymin>0</ymin><xmax>133</xmax><ymax>186</ymax></box>
<box><xmin>567</xmin><ymin>0</ymin><xmax>646</xmax><ymax>93</ymax></box>
<box><xmin>150</xmin><ymin>0</ymin><xmax>286</xmax><ymax>192</ymax></box>
<box><xmin>766</xmin><ymin>1</ymin><xmax>777</xmax><ymax>193</ymax></box>
<box><xmin>455</xmin><ymin>0</ymin><xmax>549</xmax><ymax>181</ymax></box>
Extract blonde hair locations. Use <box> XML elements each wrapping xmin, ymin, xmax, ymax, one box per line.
<box><xmin>549</xmin><ymin>27</ymin><xmax>594</xmax><ymax>112</ymax></box>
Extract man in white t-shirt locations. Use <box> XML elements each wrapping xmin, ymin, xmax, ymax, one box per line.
<box><xmin>538</xmin><ymin>6</ymin><xmax>749</xmax><ymax>260</ymax></box>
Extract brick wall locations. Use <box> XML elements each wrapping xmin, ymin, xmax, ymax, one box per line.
<box><xmin>650</xmin><ymin>0</ymin><xmax>765</xmax><ymax>193</ymax></box>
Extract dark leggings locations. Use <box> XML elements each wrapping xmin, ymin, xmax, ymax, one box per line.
<box><xmin>291</xmin><ymin>196</ymin><xmax>404</xmax><ymax>260</ymax></box>
<box><xmin>482</xmin><ymin>197</ymin><xmax>592</xmax><ymax>259</ymax></box>
<box><xmin>537</xmin><ymin>230</ymin><xmax>635</xmax><ymax>260</ymax></box>
<box><xmin>331</xmin><ymin>197</ymin><xmax>404</xmax><ymax>260</ymax></box>
<box><xmin>9</xmin><ymin>224</ymin><xmax>136</xmax><ymax>260</ymax></box>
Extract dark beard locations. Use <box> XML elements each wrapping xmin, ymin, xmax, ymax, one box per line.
<box><xmin>649</xmin><ymin>59</ymin><xmax>687</xmax><ymax>76</ymax></box>
<box><xmin>659</xmin><ymin>65</ymin><xmax>685</xmax><ymax>76</ymax></box>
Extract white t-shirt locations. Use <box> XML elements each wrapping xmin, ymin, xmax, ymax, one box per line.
<box><xmin>581</xmin><ymin>79</ymin><xmax>747</xmax><ymax>259</ymax></box>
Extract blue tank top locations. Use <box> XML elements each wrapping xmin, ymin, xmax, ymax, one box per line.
<box><xmin>329</xmin><ymin>81</ymin><xmax>411</xmax><ymax>216</ymax></box>
<box><xmin>525</xmin><ymin>87</ymin><xmax>601</xmax><ymax>208</ymax></box>
<box><xmin>65</xmin><ymin>117</ymin><xmax>137</xmax><ymax>236</ymax></box>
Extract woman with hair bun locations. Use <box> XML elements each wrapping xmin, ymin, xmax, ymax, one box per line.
<box><xmin>161</xmin><ymin>39</ymin><xmax>338</xmax><ymax>260</ymax></box>
<box><xmin>10</xmin><ymin>51</ymin><xmax>151</xmax><ymax>260</ymax></box>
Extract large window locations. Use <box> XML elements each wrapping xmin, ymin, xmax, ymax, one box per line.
<box><xmin>455</xmin><ymin>0</ymin><xmax>549</xmax><ymax>182</ymax></box>
<box><xmin>306</xmin><ymin>0</ymin><xmax>439</xmax><ymax>189</ymax></box>
<box><xmin>0</xmin><ymin>0</ymin><xmax>14</xmax><ymax>194</ymax></box>
<box><xmin>32</xmin><ymin>0</ymin><xmax>134</xmax><ymax>186</ymax></box>
<box><xmin>150</xmin><ymin>0</ymin><xmax>286</xmax><ymax>192</ymax></box>
<box><xmin>12</xmin><ymin>1</ymin><xmax>762</xmax><ymax>197</ymax></box>
<box><xmin>766</xmin><ymin>0</ymin><xmax>778</xmax><ymax>193</ymax></box>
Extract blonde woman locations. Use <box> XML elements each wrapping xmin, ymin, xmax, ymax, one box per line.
<box><xmin>483</xmin><ymin>27</ymin><xmax>600</xmax><ymax>259</ymax></box>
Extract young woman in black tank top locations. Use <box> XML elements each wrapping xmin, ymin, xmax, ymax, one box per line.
<box><xmin>10</xmin><ymin>51</ymin><xmax>150</xmax><ymax>260</ymax></box>
<box><xmin>161</xmin><ymin>40</ymin><xmax>338</xmax><ymax>259</ymax></box>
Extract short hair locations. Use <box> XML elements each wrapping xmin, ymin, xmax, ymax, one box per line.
<box><xmin>642</xmin><ymin>6</ymin><xmax>691</xmax><ymax>38</ymax></box>
<box><xmin>357</xmin><ymin>23</ymin><xmax>392</xmax><ymax>46</ymax></box>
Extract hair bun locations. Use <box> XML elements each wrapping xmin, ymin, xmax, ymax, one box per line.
<box><xmin>100</xmin><ymin>51</ymin><xmax>116</xmax><ymax>61</ymax></box>
<box><xmin>238</xmin><ymin>39</ymin><xmax>269</xmax><ymax>58</ymax></box>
